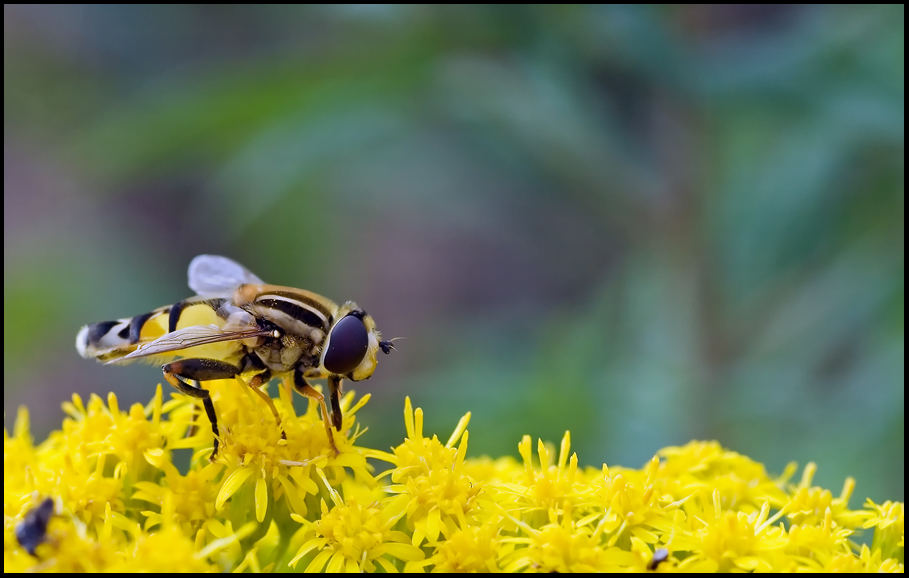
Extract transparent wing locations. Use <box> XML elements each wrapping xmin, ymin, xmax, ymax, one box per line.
<box><xmin>110</xmin><ymin>324</ymin><xmax>276</xmax><ymax>363</ymax></box>
<box><xmin>188</xmin><ymin>255</ymin><xmax>265</xmax><ymax>297</ymax></box>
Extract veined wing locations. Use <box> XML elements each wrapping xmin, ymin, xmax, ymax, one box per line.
<box><xmin>188</xmin><ymin>255</ymin><xmax>265</xmax><ymax>298</ymax></box>
<box><xmin>109</xmin><ymin>324</ymin><xmax>278</xmax><ymax>364</ymax></box>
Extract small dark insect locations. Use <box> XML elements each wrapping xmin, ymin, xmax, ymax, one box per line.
<box><xmin>647</xmin><ymin>547</ymin><xmax>670</xmax><ymax>570</ymax></box>
<box><xmin>15</xmin><ymin>498</ymin><xmax>55</xmax><ymax>556</ymax></box>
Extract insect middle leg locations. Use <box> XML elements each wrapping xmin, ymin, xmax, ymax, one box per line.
<box><xmin>162</xmin><ymin>359</ymin><xmax>242</xmax><ymax>461</ymax></box>
<box><xmin>293</xmin><ymin>368</ymin><xmax>339</xmax><ymax>455</ymax></box>
<box><xmin>242</xmin><ymin>367</ymin><xmax>287</xmax><ymax>440</ymax></box>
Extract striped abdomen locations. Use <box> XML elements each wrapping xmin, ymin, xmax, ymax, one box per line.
<box><xmin>76</xmin><ymin>306</ymin><xmax>171</xmax><ymax>363</ymax></box>
<box><xmin>75</xmin><ymin>297</ymin><xmax>238</xmax><ymax>364</ymax></box>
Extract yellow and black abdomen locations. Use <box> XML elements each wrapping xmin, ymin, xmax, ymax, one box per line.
<box><xmin>76</xmin><ymin>297</ymin><xmax>244</xmax><ymax>365</ymax></box>
<box><xmin>76</xmin><ymin>305</ymin><xmax>170</xmax><ymax>363</ymax></box>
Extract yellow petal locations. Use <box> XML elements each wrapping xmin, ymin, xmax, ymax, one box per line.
<box><xmin>404</xmin><ymin>397</ymin><xmax>414</xmax><ymax>438</ymax></box>
<box><xmin>326</xmin><ymin>552</ymin><xmax>346</xmax><ymax>573</ymax></box>
<box><xmin>278</xmin><ymin>475</ymin><xmax>307</xmax><ymax>516</ymax></box>
<box><xmin>376</xmin><ymin>558</ymin><xmax>399</xmax><ymax>573</ymax></box>
<box><xmin>13</xmin><ymin>405</ymin><xmax>30</xmax><ymax>439</ymax></box>
<box><xmin>255</xmin><ymin>475</ymin><xmax>268</xmax><ymax>523</ymax></box>
<box><xmin>304</xmin><ymin>549</ymin><xmax>332</xmax><ymax>573</ymax></box>
<box><xmin>426</xmin><ymin>507</ymin><xmax>442</xmax><ymax>542</ymax></box>
<box><xmin>331</xmin><ymin>452</ymin><xmax>366</xmax><ymax>469</ymax></box>
<box><xmin>558</xmin><ymin>430</ymin><xmax>571</xmax><ymax>470</ymax></box>
<box><xmin>537</xmin><ymin>438</ymin><xmax>551</xmax><ymax>468</ymax></box>
<box><xmin>288</xmin><ymin>539</ymin><xmax>325</xmax><ymax>568</ymax></box>
<box><xmin>519</xmin><ymin>435</ymin><xmax>533</xmax><ymax>472</ymax></box>
<box><xmin>454</xmin><ymin>430</ymin><xmax>469</xmax><ymax>466</ymax></box>
<box><xmin>380</xmin><ymin>541</ymin><xmax>425</xmax><ymax>561</ymax></box>
<box><xmin>414</xmin><ymin>406</ymin><xmax>424</xmax><ymax>439</ymax></box>
<box><xmin>143</xmin><ymin>448</ymin><xmax>168</xmax><ymax>469</ymax></box>
<box><xmin>216</xmin><ymin>466</ymin><xmax>253</xmax><ymax>510</ymax></box>
<box><xmin>446</xmin><ymin>411</ymin><xmax>471</xmax><ymax>448</ymax></box>
<box><xmin>347</xmin><ymin>393</ymin><xmax>371</xmax><ymax>416</ymax></box>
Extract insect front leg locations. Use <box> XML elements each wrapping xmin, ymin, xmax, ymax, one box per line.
<box><xmin>162</xmin><ymin>359</ymin><xmax>242</xmax><ymax>461</ymax></box>
<box><xmin>292</xmin><ymin>368</ymin><xmax>339</xmax><ymax>455</ymax></box>
<box><xmin>328</xmin><ymin>375</ymin><xmax>344</xmax><ymax>432</ymax></box>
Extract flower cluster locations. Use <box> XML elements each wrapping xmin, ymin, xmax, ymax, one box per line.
<box><xmin>4</xmin><ymin>379</ymin><xmax>904</xmax><ymax>572</ymax></box>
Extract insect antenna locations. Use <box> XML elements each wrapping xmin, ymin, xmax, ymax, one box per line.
<box><xmin>379</xmin><ymin>337</ymin><xmax>402</xmax><ymax>354</ymax></box>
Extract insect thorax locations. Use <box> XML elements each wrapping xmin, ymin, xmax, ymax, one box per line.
<box><xmin>252</xmin><ymin>332</ymin><xmax>321</xmax><ymax>372</ymax></box>
<box><xmin>245</xmin><ymin>294</ymin><xmax>330</xmax><ymax>372</ymax></box>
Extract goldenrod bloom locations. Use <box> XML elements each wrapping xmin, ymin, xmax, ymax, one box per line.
<box><xmin>4</xmin><ymin>386</ymin><xmax>904</xmax><ymax>572</ymax></box>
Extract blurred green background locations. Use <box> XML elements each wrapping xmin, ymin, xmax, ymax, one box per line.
<box><xmin>4</xmin><ymin>5</ymin><xmax>903</xmax><ymax>501</ymax></box>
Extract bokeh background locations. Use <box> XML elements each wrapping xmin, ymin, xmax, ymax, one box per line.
<box><xmin>4</xmin><ymin>5</ymin><xmax>903</xmax><ymax>501</ymax></box>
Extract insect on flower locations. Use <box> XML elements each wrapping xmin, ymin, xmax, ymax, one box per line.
<box><xmin>16</xmin><ymin>497</ymin><xmax>55</xmax><ymax>556</ymax></box>
<box><xmin>76</xmin><ymin>255</ymin><xmax>394</xmax><ymax>459</ymax></box>
<box><xmin>647</xmin><ymin>547</ymin><xmax>669</xmax><ymax>570</ymax></box>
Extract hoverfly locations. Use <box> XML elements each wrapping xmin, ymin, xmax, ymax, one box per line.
<box><xmin>76</xmin><ymin>255</ymin><xmax>394</xmax><ymax>459</ymax></box>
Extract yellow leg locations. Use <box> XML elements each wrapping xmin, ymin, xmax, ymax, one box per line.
<box><xmin>292</xmin><ymin>372</ymin><xmax>339</xmax><ymax>455</ymax></box>
<box><xmin>239</xmin><ymin>371</ymin><xmax>286</xmax><ymax>440</ymax></box>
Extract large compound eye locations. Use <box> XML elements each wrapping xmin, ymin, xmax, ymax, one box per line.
<box><xmin>324</xmin><ymin>314</ymin><xmax>369</xmax><ymax>374</ymax></box>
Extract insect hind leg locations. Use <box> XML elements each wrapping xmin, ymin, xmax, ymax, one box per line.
<box><xmin>186</xmin><ymin>383</ymin><xmax>201</xmax><ymax>438</ymax></box>
<box><xmin>162</xmin><ymin>359</ymin><xmax>242</xmax><ymax>461</ymax></box>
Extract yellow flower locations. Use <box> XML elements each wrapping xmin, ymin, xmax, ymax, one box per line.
<box><xmin>56</xmin><ymin>387</ymin><xmax>180</xmax><ymax>477</ymax></box>
<box><xmin>4</xmin><ymin>503</ymin><xmax>118</xmax><ymax>572</ymax></box>
<box><xmin>13</xmin><ymin>390</ymin><xmax>175</xmax><ymax>535</ymax></box>
<box><xmin>501</xmin><ymin>516</ymin><xmax>637</xmax><ymax>572</ymax></box>
<box><xmin>826</xmin><ymin>543</ymin><xmax>905</xmax><ymax>573</ymax></box>
<box><xmin>785</xmin><ymin>461</ymin><xmax>866</xmax><ymax>528</ymax></box>
<box><xmin>132</xmin><ymin>451</ymin><xmax>221</xmax><ymax>531</ymax></box>
<box><xmin>288</xmin><ymin>479</ymin><xmax>423</xmax><ymax>572</ymax></box>
<box><xmin>370</xmin><ymin>397</ymin><xmax>480</xmax><ymax>546</ymax></box>
<box><xmin>3</xmin><ymin>498</ymin><xmax>245</xmax><ymax>572</ymax></box>
<box><xmin>418</xmin><ymin>523</ymin><xmax>505</xmax><ymax>572</ymax></box>
<box><xmin>784</xmin><ymin>507</ymin><xmax>855</xmax><ymax>571</ymax></box>
<box><xmin>105</xmin><ymin>524</ymin><xmax>218</xmax><ymax>573</ymax></box>
<box><xmin>4</xmin><ymin>381</ymin><xmax>904</xmax><ymax>573</ymax></box>
<box><xmin>507</xmin><ymin>432</ymin><xmax>585</xmax><ymax>524</ymax></box>
<box><xmin>583</xmin><ymin>459</ymin><xmax>676</xmax><ymax>548</ymax></box>
<box><xmin>656</xmin><ymin>441</ymin><xmax>788</xmax><ymax>510</ymax></box>
<box><xmin>862</xmin><ymin>498</ymin><xmax>904</xmax><ymax>561</ymax></box>
<box><xmin>208</xmin><ymin>379</ymin><xmax>373</xmax><ymax>523</ymax></box>
<box><xmin>3</xmin><ymin>407</ymin><xmax>37</xmax><ymax>503</ymax></box>
<box><xmin>673</xmin><ymin>491</ymin><xmax>789</xmax><ymax>572</ymax></box>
